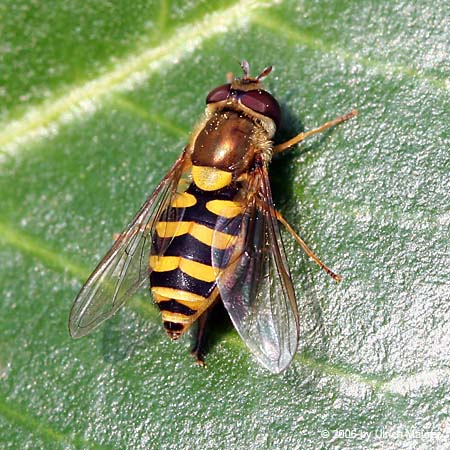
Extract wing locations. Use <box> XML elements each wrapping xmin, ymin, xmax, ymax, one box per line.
<box><xmin>69</xmin><ymin>150</ymin><xmax>189</xmax><ymax>338</ymax></box>
<box><xmin>212</xmin><ymin>160</ymin><xmax>299</xmax><ymax>373</ymax></box>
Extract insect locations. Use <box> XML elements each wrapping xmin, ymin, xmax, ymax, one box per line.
<box><xmin>69</xmin><ymin>60</ymin><xmax>357</xmax><ymax>373</ymax></box>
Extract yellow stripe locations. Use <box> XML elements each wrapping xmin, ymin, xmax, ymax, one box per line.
<box><xmin>175</xmin><ymin>298</ymin><xmax>207</xmax><ymax>312</ymax></box>
<box><xmin>155</xmin><ymin>221</ymin><xmax>234</xmax><ymax>249</ymax></box>
<box><xmin>171</xmin><ymin>192</ymin><xmax>197</xmax><ymax>208</ymax></box>
<box><xmin>190</xmin><ymin>223</ymin><xmax>234</xmax><ymax>249</ymax></box>
<box><xmin>151</xmin><ymin>286</ymin><xmax>208</xmax><ymax>303</ymax></box>
<box><xmin>206</xmin><ymin>199</ymin><xmax>243</xmax><ymax>218</ymax></box>
<box><xmin>192</xmin><ymin>165</ymin><xmax>232</xmax><ymax>191</ymax></box>
<box><xmin>150</xmin><ymin>255</ymin><xmax>217</xmax><ymax>282</ymax></box>
<box><xmin>160</xmin><ymin>311</ymin><xmax>193</xmax><ymax>324</ymax></box>
<box><xmin>149</xmin><ymin>255</ymin><xmax>179</xmax><ymax>272</ymax></box>
<box><xmin>153</xmin><ymin>292</ymin><xmax>206</xmax><ymax>314</ymax></box>
<box><xmin>155</xmin><ymin>221</ymin><xmax>191</xmax><ymax>238</ymax></box>
<box><xmin>179</xmin><ymin>258</ymin><xmax>216</xmax><ymax>282</ymax></box>
<box><xmin>152</xmin><ymin>292</ymin><xmax>168</xmax><ymax>302</ymax></box>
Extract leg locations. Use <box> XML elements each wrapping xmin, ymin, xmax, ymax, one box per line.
<box><xmin>276</xmin><ymin>210</ymin><xmax>342</xmax><ymax>282</ymax></box>
<box><xmin>191</xmin><ymin>310</ymin><xmax>209</xmax><ymax>366</ymax></box>
<box><xmin>273</xmin><ymin>109</ymin><xmax>358</xmax><ymax>154</ymax></box>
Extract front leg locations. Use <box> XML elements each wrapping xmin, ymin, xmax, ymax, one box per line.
<box><xmin>273</xmin><ymin>110</ymin><xmax>358</xmax><ymax>154</ymax></box>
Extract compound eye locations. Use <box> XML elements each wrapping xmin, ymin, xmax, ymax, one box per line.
<box><xmin>206</xmin><ymin>84</ymin><xmax>231</xmax><ymax>104</ymax></box>
<box><xmin>240</xmin><ymin>89</ymin><xmax>281</xmax><ymax>128</ymax></box>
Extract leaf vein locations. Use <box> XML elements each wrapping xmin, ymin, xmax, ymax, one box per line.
<box><xmin>0</xmin><ymin>0</ymin><xmax>276</xmax><ymax>156</ymax></box>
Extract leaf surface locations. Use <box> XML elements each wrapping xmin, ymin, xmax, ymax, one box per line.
<box><xmin>0</xmin><ymin>0</ymin><xmax>448</xmax><ymax>448</ymax></box>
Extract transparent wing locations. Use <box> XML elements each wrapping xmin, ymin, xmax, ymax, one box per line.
<box><xmin>212</xmin><ymin>161</ymin><xmax>299</xmax><ymax>373</ymax></box>
<box><xmin>69</xmin><ymin>151</ymin><xmax>189</xmax><ymax>338</ymax></box>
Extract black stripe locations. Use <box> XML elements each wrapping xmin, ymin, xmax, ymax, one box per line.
<box><xmin>153</xmin><ymin>234</ymin><xmax>227</xmax><ymax>267</ymax></box>
<box><xmin>157</xmin><ymin>299</ymin><xmax>196</xmax><ymax>316</ymax></box>
<box><xmin>178</xmin><ymin>205</ymin><xmax>218</xmax><ymax>228</ymax></box>
<box><xmin>163</xmin><ymin>321</ymin><xmax>184</xmax><ymax>332</ymax></box>
<box><xmin>150</xmin><ymin>268</ymin><xmax>215</xmax><ymax>299</ymax></box>
<box><xmin>187</xmin><ymin>182</ymin><xmax>241</xmax><ymax>200</ymax></box>
<box><xmin>183</xmin><ymin>208</ymin><xmax>242</xmax><ymax>235</ymax></box>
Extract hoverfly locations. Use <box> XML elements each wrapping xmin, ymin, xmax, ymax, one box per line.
<box><xmin>69</xmin><ymin>60</ymin><xmax>357</xmax><ymax>373</ymax></box>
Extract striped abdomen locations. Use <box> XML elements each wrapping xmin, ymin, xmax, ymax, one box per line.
<box><xmin>150</xmin><ymin>182</ymin><xmax>242</xmax><ymax>339</ymax></box>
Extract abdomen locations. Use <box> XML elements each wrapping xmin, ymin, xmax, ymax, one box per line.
<box><xmin>149</xmin><ymin>182</ymin><xmax>241</xmax><ymax>339</ymax></box>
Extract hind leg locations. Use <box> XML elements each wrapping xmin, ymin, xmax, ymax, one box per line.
<box><xmin>191</xmin><ymin>310</ymin><xmax>210</xmax><ymax>366</ymax></box>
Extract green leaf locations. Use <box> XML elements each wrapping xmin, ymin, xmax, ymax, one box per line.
<box><xmin>0</xmin><ymin>0</ymin><xmax>448</xmax><ymax>448</ymax></box>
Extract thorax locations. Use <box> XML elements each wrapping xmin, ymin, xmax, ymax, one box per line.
<box><xmin>189</xmin><ymin>110</ymin><xmax>271</xmax><ymax>192</ymax></box>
